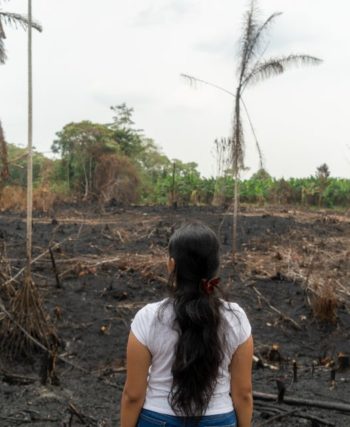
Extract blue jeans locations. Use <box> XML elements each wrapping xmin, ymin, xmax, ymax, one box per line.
<box><xmin>137</xmin><ymin>408</ymin><xmax>237</xmax><ymax>427</ymax></box>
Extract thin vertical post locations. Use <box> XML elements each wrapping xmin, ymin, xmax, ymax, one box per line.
<box><xmin>26</xmin><ymin>0</ymin><xmax>33</xmax><ymax>276</ymax></box>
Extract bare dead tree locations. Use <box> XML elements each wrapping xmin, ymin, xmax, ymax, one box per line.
<box><xmin>183</xmin><ymin>1</ymin><xmax>322</xmax><ymax>257</ymax></box>
<box><xmin>230</xmin><ymin>0</ymin><xmax>321</xmax><ymax>257</ymax></box>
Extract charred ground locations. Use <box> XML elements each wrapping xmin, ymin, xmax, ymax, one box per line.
<box><xmin>0</xmin><ymin>205</ymin><xmax>349</xmax><ymax>426</ymax></box>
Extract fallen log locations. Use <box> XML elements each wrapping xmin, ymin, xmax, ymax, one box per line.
<box><xmin>253</xmin><ymin>390</ymin><xmax>350</xmax><ymax>412</ymax></box>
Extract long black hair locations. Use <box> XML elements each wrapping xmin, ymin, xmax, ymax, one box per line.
<box><xmin>167</xmin><ymin>221</ymin><xmax>224</xmax><ymax>417</ymax></box>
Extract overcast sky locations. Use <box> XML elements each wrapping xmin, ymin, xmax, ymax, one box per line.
<box><xmin>1</xmin><ymin>0</ymin><xmax>350</xmax><ymax>178</ymax></box>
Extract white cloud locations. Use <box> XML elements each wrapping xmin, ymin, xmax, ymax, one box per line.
<box><xmin>0</xmin><ymin>0</ymin><xmax>349</xmax><ymax>179</ymax></box>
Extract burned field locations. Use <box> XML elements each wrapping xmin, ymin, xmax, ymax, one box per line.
<box><xmin>0</xmin><ymin>205</ymin><xmax>349</xmax><ymax>426</ymax></box>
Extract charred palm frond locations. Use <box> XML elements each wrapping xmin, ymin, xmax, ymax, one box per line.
<box><xmin>243</xmin><ymin>55</ymin><xmax>322</xmax><ymax>88</ymax></box>
<box><xmin>238</xmin><ymin>0</ymin><xmax>260</xmax><ymax>81</ymax></box>
<box><xmin>0</xmin><ymin>25</ymin><xmax>6</xmax><ymax>63</ymax></box>
<box><xmin>241</xmin><ymin>98</ymin><xmax>264</xmax><ymax>170</ymax></box>
<box><xmin>0</xmin><ymin>11</ymin><xmax>42</xmax><ymax>32</ymax></box>
<box><xmin>181</xmin><ymin>73</ymin><xmax>264</xmax><ymax>170</ymax></box>
<box><xmin>241</xmin><ymin>12</ymin><xmax>282</xmax><ymax>77</ymax></box>
<box><xmin>214</xmin><ymin>138</ymin><xmax>231</xmax><ymax>177</ymax></box>
<box><xmin>181</xmin><ymin>73</ymin><xmax>236</xmax><ymax>98</ymax></box>
<box><xmin>0</xmin><ymin>8</ymin><xmax>42</xmax><ymax>64</ymax></box>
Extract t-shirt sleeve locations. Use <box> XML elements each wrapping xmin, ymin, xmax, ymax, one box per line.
<box><xmin>130</xmin><ymin>305</ymin><xmax>152</xmax><ymax>347</ymax></box>
<box><xmin>236</xmin><ymin>305</ymin><xmax>252</xmax><ymax>345</ymax></box>
<box><xmin>226</xmin><ymin>302</ymin><xmax>252</xmax><ymax>348</ymax></box>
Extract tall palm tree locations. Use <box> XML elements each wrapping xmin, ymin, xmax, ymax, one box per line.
<box><xmin>0</xmin><ymin>1</ymin><xmax>48</xmax><ymax>357</ymax></box>
<box><xmin>231</xmin><ymin>0</ymin><xmax>322</xmax><ymax>256</ymax></box>
<box><xmin>27</xmin><ymin>0</ymin><xmax>33</xmax><ymax>275</ymax></box>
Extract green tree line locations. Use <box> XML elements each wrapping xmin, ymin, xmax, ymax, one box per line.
<box><xmin>1</xmin><ymin>105</ymin><xmax>350</xmax><ymax>209</ymax></box>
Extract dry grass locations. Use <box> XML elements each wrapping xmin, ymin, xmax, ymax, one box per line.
<box><xmin>0</xmin><ymin>185</ymin><xmax>61</xmax><ymax>213</ymax></box>
<box><xmin>94</xmin><ymin>154</ymin><xmax>140</xmax><ymax>205</ymax></box>
<box><xmin>310</xmin><ymin>280</ymin><xmax>338</xmax><ymax>323</ymax></box>
<box><xmin>0</xmin><ymin>185</ymin><xmax>26</xmax><ymax>211</ymax></box>
<box><xmin>58</xmin><ymin>248</ymin><xmax>168</xmax><ymax>284</ymax></box>
<box><xmin>0</xmin><ymin>241</ymin><xmax>16</xmax><ymax>300</ymax></box>
<box><xmin>33</xmin><ymin>186</ymin><xmax>57</xmax><ymax>213</ymax></box>
<box><xmin>234</xmin><ymin>214</ymin><xmax>350</xmax><ymax>323</ymax></box>
<box><xmin>117</xmin><ymin>249</ymin><xmax>168</xmax><ymax>283</ymax></box>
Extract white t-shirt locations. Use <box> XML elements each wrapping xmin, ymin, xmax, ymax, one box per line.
<box><xmin>131</xmin><ymin>298</ymin><xmax>251</xmax><ymax>416</ymax></box>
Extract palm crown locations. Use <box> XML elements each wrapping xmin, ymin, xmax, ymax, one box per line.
<box><xmin>232</xmin><ymin>0</ymin><xmax>322</xmax><ymax>170</ymax></box>
<box><xmin>0</xmin><ymin>0</ymin><xmax>42</xmax><ymax>64</ymax></box>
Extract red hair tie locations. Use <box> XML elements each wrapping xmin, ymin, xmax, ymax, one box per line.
<box><xmin>201</xmin><ymin>277</ymin><xmax>221</xmax><ymax>295</ymax></box>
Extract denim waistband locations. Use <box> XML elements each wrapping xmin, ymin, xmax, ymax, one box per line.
<box><xmin>138</xmin><ymin>408</ymin><xmax>237</xmax><ymax>427</ymax></box>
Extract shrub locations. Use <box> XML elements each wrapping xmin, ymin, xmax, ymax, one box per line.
<box><xmin>94</xmin><ymin>154</ymin><xmax>140</xmax><ymax>205</ymax></box>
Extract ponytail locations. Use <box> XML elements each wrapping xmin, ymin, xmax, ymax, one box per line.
<box><xmin>166</xmin><ymin>222</ymin><xmax>224</xmax><ymax>417</ymax></box>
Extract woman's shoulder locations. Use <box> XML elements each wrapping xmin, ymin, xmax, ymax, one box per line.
<box><xmin>131</xmin><ymin>299</ymin><xmax>170</xmax><ymax>346</ymax></box>
<box><xmin>220</xmin><ymin>300</ymin><xmax>251</xmax><ymax>327</ymax></box>
<box><xmin>220</xmin><ymin>299</ymin><xmax>252</xmax><ymax>344</ymax></box>
<box><xmin>221</xmin><ymin>299</ymin><xmax>248</xmax><ymax>315</ymax></box>
<box><xmin>134</xmin><ymin>298</ymin><xmax>169</xmax><ymax>319</ymax></box>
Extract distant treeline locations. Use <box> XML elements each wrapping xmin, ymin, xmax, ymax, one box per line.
<box><xmin>1</xmin><ymin>104</ymin><xmax>349</xmax><ymax>210</ymax></box>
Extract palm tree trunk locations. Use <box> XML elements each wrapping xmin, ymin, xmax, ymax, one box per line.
<box><xmin>232</xmin><ymin>89</ymin><xmax>241</xmax><ymax>259</ymax></box>
<box><xmin>26</xmin><ymin>0</ymin><xmax>33</xmax><ymax>277</ymax></box>
<box><xmin>232</xmin><ymin>170</ymin><xmax>239</xmax><ymax>257</ymax></box>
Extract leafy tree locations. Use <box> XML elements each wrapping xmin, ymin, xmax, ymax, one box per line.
<box><xmin>138</xmin><ymin>138</ymin><xmax>171</xmax><ymax>202</ymax></box>
<box><xmin>230</xmin><ymin>0</ymin><xmax>322</xmax><ymax>255</ymax></box>
<box><xmin>108</xmin><ymin>104</ymin><xmax>144</xmax><ymax>158</ymax></box>
<box><xmin>52</xmin><ymin>120</ymin><xmax>143</xmax><ymax>203</ymax></box>
<box><xmin>3</xmin><ymin>143</ymin><xmax>50</xmax><ymax>186</ymax></box>
<box><xmin>138</xmin><ymin>138</ymin><xmax>171</xmax><ymax>175</ymax></box>
<box><xmin>110</xmin><ymin>103</ymin><xmax>135</xmax><ymax>128</ymax></box>
<box><xmin>143</xmin><ymin>158</ymin><xmax>203</xmax><ymax>205</ymax></box>
<box><xmin>52</xmin><ymin>121</ymin><xmax>116</xmax><ymax>198</ymax></box>
<box><xmin>316</xmin><ymin>163</ymin><xmax>330</xmax><ymax>181</ymax></box>
<box><xmin>250</xmin><ymin>168</ymin><xmax>271</xmax><ymax>181</ymax></box>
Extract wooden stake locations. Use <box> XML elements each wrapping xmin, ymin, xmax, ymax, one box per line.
<box><xmin>49</xmin><ymin>247</ymin><xmax>61</xmax><ymax>288</ymax></box>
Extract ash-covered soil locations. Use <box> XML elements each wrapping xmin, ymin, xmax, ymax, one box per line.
<box><xmin>0</xmin><ymin>205</ymin><xmax>349</xmax><ymax>427</ymax></box>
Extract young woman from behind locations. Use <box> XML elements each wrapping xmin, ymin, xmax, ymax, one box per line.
<box><xmin>121</xmin><ymin>221</ymin><xmax>253</xmax><ymax>427</ymax></box>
